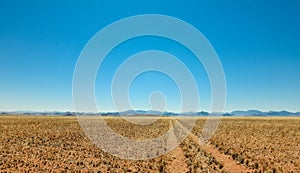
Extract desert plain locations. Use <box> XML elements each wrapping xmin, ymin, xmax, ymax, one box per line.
<box><xmin>0</xmin><ymin>116</ymin><xmax>299</xmax><ymax>172</ymax></box>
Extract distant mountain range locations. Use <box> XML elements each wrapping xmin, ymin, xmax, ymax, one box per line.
<box><xmin>1</xmin><ymin>110</ymin><xmax>300</xmax><ymax>116</ymax></box>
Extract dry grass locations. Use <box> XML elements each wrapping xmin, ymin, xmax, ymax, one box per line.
<box><xmin>0</xmin><ymin>116</ymin><xmax>168</xmax><ymax>172</ymax></box>
<box><xmin>0</xmin><ymin>116</ymin><xmax>299</xmax><ymax>172</ymax></box>
<box><xmin>193</xmin><ymin>117</ymin><xmax>300</xmax><ymax>172</ymax></box>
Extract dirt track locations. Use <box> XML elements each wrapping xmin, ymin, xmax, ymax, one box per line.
<box><xmin>1</xmin><ymin>116</ymin><xmax>299</xmax><ymax>172</ymax></box>
<box><xmin>174</xmin><ymin>120</ymin><xmax>251</xmax><ymax>173</ymax></box>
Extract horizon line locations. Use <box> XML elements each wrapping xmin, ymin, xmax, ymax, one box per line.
<box><xmin>1</xmin><ymin>109</ymin><xmax>299</xmax><ymax>114</ymax></box>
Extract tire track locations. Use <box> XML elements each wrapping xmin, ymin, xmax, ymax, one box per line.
<box><xmin>166</xmin><ymin>146</ymin><xmax>189</xmax><ymax>173</ymax></box>
<box><xmin>176</xmin><ymin>120</ymin><xmax>251</xmax><ymax>173</ymax></box>
<box><xmin>165</xmin><ymin>120</ymin><xmax>189</xmax><ymax>173</ymax></box>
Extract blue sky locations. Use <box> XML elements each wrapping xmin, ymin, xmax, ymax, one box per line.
<box><xmin>0</xmin><ymin>0</ymin><xmax>299</xmax><ymax>112</ymax></box>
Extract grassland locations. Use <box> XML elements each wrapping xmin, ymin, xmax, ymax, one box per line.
<box><xmin>0</xmin><ymin>116</ymin><xmax>299</xmax><ymax>172</ymax></box>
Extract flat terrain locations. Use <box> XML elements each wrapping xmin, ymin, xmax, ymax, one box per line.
<box><xmin>0</xmin><ymin>116</ymin><xmax>299</xmax><ymax>172</ymax></box>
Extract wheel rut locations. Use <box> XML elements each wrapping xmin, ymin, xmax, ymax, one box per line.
<box><xmin>165</xmin><ymin>120</ymin><xmax>189</xmax><ymax>173</ymax></box>
<box><xmin>176</xmin><ymin>120</ymin><xmax>252</xmax><ymax>173</ymax></box>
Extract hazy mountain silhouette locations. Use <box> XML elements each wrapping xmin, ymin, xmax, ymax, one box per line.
<box><xmin>1</xmin><ymin>110</ymin><xmax>299</xmax><ymax>116</ymax></box>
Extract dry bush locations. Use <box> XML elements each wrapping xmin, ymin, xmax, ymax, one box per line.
<box><xmin>180</xmin><ymin>137</ymin><xmax>224</xmax><ymax>172</ymax></box>
<box><xmin>193</xmin><ymin>117</ymin><xmax>300</xmax><ymax>172</ymax></box>
<box><xmin>2</xmin><ymin>116</ymin><xmax>298</xmax><ymax>172</ymax></box>
<box><xmin>0</xmin><ymin>116</ymin><xmax>169</xmax><ymax>172</ymax></box>
<box><xmin>105</xmin><ymin>117</ymin><xmax>170</xmax><ymax>140</ymax></box>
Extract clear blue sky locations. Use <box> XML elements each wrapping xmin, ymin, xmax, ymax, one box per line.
<box><xmin>0</xmin><ymin>0</ymin><xmax>299</xmax><ymax>112</ymax></box>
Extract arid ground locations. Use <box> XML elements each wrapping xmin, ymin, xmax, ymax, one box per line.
<box><xmin>0</xmin><ymin>116</ymin><xmax>299</xmax><ymax>172</ymax></box>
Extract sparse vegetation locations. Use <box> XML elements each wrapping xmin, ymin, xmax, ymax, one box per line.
<box><xmin>0</xmin><ymin>116</ymin><xmax>299</xmax><ymax>172</ymax></box>
<box><xmin>193</xmin><ymin>117</ymin><xmax>300</xmax><ymax>172</ymax></box>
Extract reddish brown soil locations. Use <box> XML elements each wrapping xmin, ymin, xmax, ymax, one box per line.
<box><xmin>166</xmin><ymin>146</ymin><xmax>189</xmax><ymax>173</ymax></box>
<box><xmin>1</xmin><ymin>116</ymin><xmax>299</xmax><ymax>172</ymax></box>
<box><xmin>177</xmin><ymin>121</ymin><xmax>251</xmax><ymax>173</ymax></box>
